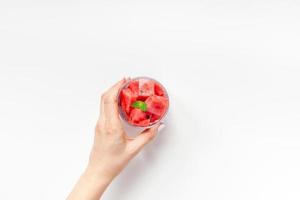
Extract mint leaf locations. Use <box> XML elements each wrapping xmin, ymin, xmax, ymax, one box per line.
<box><xmin>132</xmin><ymin>101</ymin><xmax>147</xmax><ymax>111</ymax></box>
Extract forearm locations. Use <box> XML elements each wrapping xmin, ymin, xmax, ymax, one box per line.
<box><xmin>66</xmin><ymin>166</ymin><xmax>113</xmax><ymax>200</ymax></box>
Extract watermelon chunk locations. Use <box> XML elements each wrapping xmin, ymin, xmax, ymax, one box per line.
<box><xmin>154</xmin><ymin>83</ymin><xmax>165</xmax><ymax>96</ymax></box>
<box><xmin>138</xmin><ymin>119</ymin><xmax>151</xmax><ymax>126</ymax></box>
<box><xmin>145</xmin><ymin>95</ymin><xmax>168</xmax><ymax>116</ymax></box>
<box><xmin>129</xmin><ymin>108</ymin><xmax>147</xmax><ymax>123</ymax></box>
<box><xmin>150</xmin><ymin>113</ymin><xmax>160</xmax><ymax>122</ymax></box>
<box><xmin>128</xmin><ymin>80</ymin><xmax>139</xmax><ymax>96</ymax></box>
<box><xmin>120</xmin><ymin>88</ymin><xmax>137</xmax><ymax>114</ymax></box>
<box><xmin>138</xmin><ymin>79</ymin><xmax>155</xmax><ymax>100</ymax></box>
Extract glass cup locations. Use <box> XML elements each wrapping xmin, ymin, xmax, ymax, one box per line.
<box><xmin>117</xmin><ymin>76</ymin><xmax>169</xmax><ymax>130</ymax></box>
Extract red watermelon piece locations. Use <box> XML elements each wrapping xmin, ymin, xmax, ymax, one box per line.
<box><xmin>138</xmin><ymin>119</ymin><xmax>151</xmax><ymax>126</ymax></box>
<box><xmin>150</xmin><ymin>113</ymin><xmax>160</xmax><ymax>122</ymax></box>
<box><xmin>128</xmin><ymin>80</ymin><xmax>139</xmax><ymax>96</ymax></box>
<box><xmin>138</xmin><ymin>79</ymin><xmax>155</xmax><ymax>100</ymax></box>
<box><xmin>120</xmin><ymin>88</ymin><xmax>137</xmax><ymax>114</ymax></box>
<box><xmin>154</xmin><ymin>83</ymin><xmax>165</xmax><ymax>96</ymax></box>
<box><xmin>145</xmin><ymin>95</ymin><xmax>168</xmax><ymax>116</ymax></box>
<box><xmin>129</xmin><ymin>108</ymin><xmax>147</xmax><ymax>123</ymax></box>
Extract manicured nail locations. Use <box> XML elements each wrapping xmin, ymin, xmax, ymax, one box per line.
<box><xmin>158</xmin><ymin>123</ymin><xmax>166</xmax><ymax>132</ymax></box>
<box><xmin>123</xmin><ymin>77</ymin><xmax>130</xmax><ymax>82</ymax></box>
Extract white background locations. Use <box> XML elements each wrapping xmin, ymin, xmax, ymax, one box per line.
<box><xmin>1</xmin><ymin>1</ymin><xmax>300</xmax><ymax>200</ymax></box>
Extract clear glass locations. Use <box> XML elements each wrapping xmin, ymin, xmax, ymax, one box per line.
<box><xmin>117</xmin><ymin>76</ymin><xmax>169</xmax><ymax>128</ymax></box>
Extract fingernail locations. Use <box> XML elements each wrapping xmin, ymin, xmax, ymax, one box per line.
<box><xmin>158</xmin><ymin>123</ymin><xmax>166</xmax><ymax>132</ymax></box>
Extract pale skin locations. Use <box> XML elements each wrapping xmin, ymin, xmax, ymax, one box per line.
<box><xmin>67</xmin><ymin>78</ymin><xmax>164</xmax><ymax>200</ymax></box>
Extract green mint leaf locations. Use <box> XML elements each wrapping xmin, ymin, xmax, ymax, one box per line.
<box><xmin>132</xmin><ymin>101</ymin><xmax>147</xmax><ymax>111</ymax></box>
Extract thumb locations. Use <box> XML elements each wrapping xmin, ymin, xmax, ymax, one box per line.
<box><xmin>128</xmin><ymin>123</ymin><xmax>165</xmax><ymax>155</ymax></box>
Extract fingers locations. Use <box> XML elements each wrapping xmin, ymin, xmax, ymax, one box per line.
<box><xmin>127</xmin><ymin>123</ymin><xmax>165</xmax><ymax>155</ymax></box>
<box><xmin>99</xmin><ymin>78</ymin><xmax>127</xmax><ymax>123</ymax></box>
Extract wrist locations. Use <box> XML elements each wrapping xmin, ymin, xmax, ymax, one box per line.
<box><xmin>83</xmin><ymin>164</ymin><xmax>114</xmax><ymax>186</ymax></box>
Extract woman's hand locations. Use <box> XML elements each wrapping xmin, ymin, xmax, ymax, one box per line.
<box><xmin>67</xmin><ymin>78</ymin><xmax>164</xmax><ymax>200</ymax></box>
<box><xmin>88</xmin><ymin>77</ymin><xmax>163</xmax><ymax>181</ymax></box>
